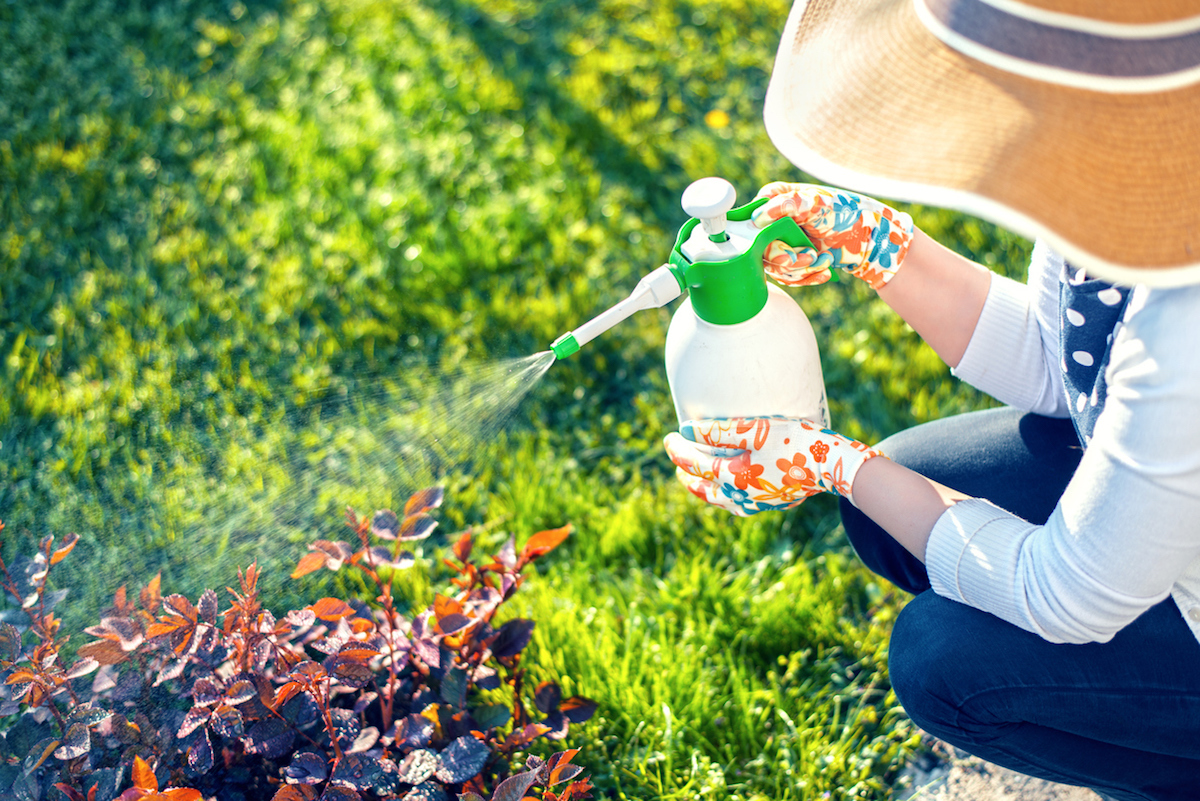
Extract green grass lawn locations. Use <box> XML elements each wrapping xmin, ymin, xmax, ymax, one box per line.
<box><xmin>0</xmin><ymin>0</ymin><xmax>1033</xmax><ymax>797</ymax></box>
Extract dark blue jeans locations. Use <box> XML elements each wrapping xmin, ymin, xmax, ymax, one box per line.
<box><xmin>839</xmin><ymin>408</ymin><xmax>1200</xmax><ymax>800</ymax></box>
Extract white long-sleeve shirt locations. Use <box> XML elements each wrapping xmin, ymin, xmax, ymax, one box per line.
<box><xmin>924</xmin><ymin>242</ymin><xmax>1200</xmax><ymax>646</ymax></box>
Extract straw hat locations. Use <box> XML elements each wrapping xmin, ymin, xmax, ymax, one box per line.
<box><xmin>763</xmin><ymin>0</ymin><xmax>1200</xmax><ymax>286</ymax></box>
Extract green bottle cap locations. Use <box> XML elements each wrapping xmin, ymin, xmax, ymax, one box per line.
<box><xmin>668</xmin><ymin>197</ymin><xmax>818</xmax><ymax>325</ymax></box>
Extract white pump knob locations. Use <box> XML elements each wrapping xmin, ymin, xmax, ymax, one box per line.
<box><xmin>681</xmin><ymin>177</ymin><xmax>737</xmax><ymax>239</ymax></box>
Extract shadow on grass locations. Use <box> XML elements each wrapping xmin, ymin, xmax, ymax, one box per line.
<box><xmin>430</xmin><ymin>0</ymin><xmax>693</xmax><ymax>226</ymax></box>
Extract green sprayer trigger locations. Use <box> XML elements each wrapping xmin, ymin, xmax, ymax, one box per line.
<box><xmin>667</xmin><ymin>196</ymin><xmax>826</xmax><ymax>327</ymax></box>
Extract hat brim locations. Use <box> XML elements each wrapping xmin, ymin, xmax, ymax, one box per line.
<box><xmin>764</xmin><ymin>0</ymin><xmax>1200</xmax><ymax>287</ymax></box>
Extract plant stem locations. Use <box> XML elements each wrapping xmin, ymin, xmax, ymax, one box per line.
<box><xmin>317</xmin><ymin>677</ymin><xmax>345</xmax><ymax>763</ymax></box>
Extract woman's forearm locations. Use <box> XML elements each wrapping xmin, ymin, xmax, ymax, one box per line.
<box><xmin>877</xmin><ymin>229</ymin><xmax>993</xmax><ymax>368</ymax></box>
<box><xmin>850</xmin><ymin>456</ymin><xmax>971</xmax><ymax>562</ymax></box>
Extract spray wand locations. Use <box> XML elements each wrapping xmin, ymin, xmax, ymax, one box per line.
<box><xmin>549</xmin><ymin>264</ymin><xmax>683</xmax><ymax>360</ymax></box>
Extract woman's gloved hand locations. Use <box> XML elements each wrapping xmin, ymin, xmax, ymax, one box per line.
<box><xmin>663</xmin><ymin>417</ymin><xmax>886</xmax><ymax>516</ymax></box>
<box><xmin>751</xmin><ymin>182</ymin><xmax>915</xmax><ymax>290</ymax></box>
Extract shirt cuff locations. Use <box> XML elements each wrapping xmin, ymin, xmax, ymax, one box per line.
<box><xmin>951</xmin><ymin>272</ymin><xmax>1036</xmax><ymax>393</ymax></box>
<box><xmin>926</xmin><ymin>497</ymin><xmax>1034</xmax><ymax>616</ymax></box>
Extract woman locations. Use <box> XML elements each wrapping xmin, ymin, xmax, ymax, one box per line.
<box><xmin>664</xmin><ymin>1</ymin><xmax>1200</xmax><ymax>798</ymax></box>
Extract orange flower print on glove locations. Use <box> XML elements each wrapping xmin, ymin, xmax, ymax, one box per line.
<box><xmin>777</xmin><ymin>453</ymin><xmax>820</xmax><ymax>495</ymax></box>
<box><xmin>751</xmin><ymin>182</ymin><xmax>914</xmax><ymax>290</ymax></box>
<box><xmin>663</xmin><ymin>417</ymin><xmax>886</xmax><ymax>517</ymax></box>
<box><xmin>729</xmin><ymin>452</ymin><xmax>765</xmax><ymax>491</ymax></box>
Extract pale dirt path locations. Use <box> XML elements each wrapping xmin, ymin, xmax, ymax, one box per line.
<box><xmin>895</xmin><ymin>739</ymin><xmax>1105</xmax><ymax>801</ymax></box>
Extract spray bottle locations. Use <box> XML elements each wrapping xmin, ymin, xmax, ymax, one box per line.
<box><xmin>550</xmin><ymin>177</ymin><xmax>830</xmax><ymax>428</ymax></box>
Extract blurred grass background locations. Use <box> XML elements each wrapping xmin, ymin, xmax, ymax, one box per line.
<box><xmin>0</xmin><ymin>0</ymin><xmax>1033</xmax><ymax>797</ymax></box>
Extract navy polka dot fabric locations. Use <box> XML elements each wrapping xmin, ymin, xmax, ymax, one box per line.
<box><xmin>1059</xmin><ymin>264</ymin><xmax>1131</xmax><ymax>447</ymax></box>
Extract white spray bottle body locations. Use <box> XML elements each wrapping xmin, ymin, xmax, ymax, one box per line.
<box><xmin>664</xmin><ymin>284</ymin><xmax>829</xmax><ymax>427</ymax></box>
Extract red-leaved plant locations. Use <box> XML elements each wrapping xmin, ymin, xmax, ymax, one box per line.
<box><xmin>0</xmin><ymin>490</ymin><xmax>596</xmax><ymax>801</ymax></box>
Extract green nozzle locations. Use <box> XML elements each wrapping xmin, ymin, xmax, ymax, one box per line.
<box><xmin>550</xmin><ymin>332</ymin><xmax>579</xmax><ymax>359</ymax></box>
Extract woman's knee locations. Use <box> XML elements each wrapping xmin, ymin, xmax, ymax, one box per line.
<box><xmin>888</xmin><ymin>592</ymin><xmax>980</xmax><ymax>736</ymax></box>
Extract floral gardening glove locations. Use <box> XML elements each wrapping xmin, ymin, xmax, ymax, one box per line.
<box><xmin>663</xmin><ymin>417</ymin><xmax>886</xmax><ymax>516</ymax></box>
<box><xmin>751</xmin><ymin>182</ymin><xmax>915</xmax><ymax>290</ymax></box>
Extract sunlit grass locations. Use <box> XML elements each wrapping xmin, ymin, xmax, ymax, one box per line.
<box><xmin>0</xmin><ymin>0</ymin><xmax>1031</xmax><ymax>797</ymax></box>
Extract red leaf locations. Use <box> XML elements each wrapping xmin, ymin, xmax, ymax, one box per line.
<box><xmin>241</xmin><ymin>562</ymin><xmax>261</xmax><ymax>594</ymax></box>
<box><xmin>54</xmin><ymin>722</ymin><xmax>92</xmax><ymax>761</ymax></box>
<box><xmin>27</xmin><ymin>738</ymin><xmax>60</xmax><ymax>772</ymax></box>
<box><xmin>452</xmin><ymin>531</ymin><xmax>473</xmax><ymax>563</ymax></box>
<box><xmin>337</xmin><ymin>647</ymin><xmax>380</xmax><ymax>662</ymax></box>
<box><xmin>271</xmin><ymin>681</ymin><xmax>303</xmax><ymax>710</ymax></box>
<box><xmin>520</xmin><ymin>524</ymin><xmax>572</xmax><ymax>562</ymax></box>
<box><xmin>313</xmin><ymin>540</ymin><xmax>353</xmax><ymax>567</ymax></box>
<box><xmin>139</xmin><ymin>574</ymin><xmax>162</xmax><ymax>613</ymax></box>
<box><xmin>399</xmin><ymin>513</ymin><xmax>437</xmax><ymax>542</ymax></box>
<box><xmin>162</xmin><ymin>595</ymin><xmax>197</xmax><ymax>623</ymax></box>
<box><xmin>559</xmin><ymin>778</ymin><xmax>594</xmax><ymax>801</ymax></box>
<box><xmin>502</xmin><ymin>723</ymin><xmax>551</xmax><ymax>750</ymax></box>
<box><xmin>225</xmin><ymin>679</ymin><xmax>257</xmax><ymax>705</ymax></box>
<box><xmin>491</xmin><ymin>770</ymin><xmax>540</xmax><ymax>801</ymax></box>
<box><xmin>370</xmin><ymin>509</ymin><xmax>400</xmax><ymax>540</ymax></box>
<box><xmin>75</xmin><ymin>639</ymin><xmax>128</xmax><ymax>666</ymax></box>
<box><xmin>177</xmin><ymin>707</ymin><xmax>209</xmax><ymax>738</ymax></box>
<box><xmin>256</xmin><ymin>673</ymin><xmax>277</xmax><ymax>708</ymax></box>
<box><xmin>290</xmin><ymin>661</ymin><xmax>328</xmax><ymax>679</ymax></box>
<box><xmin>560</xmin><ymin>696</ymin><xmax>599</xmax><ymax>723</ymax></box>
<box><xmin>437</xmin><ymin>613</ymin><xmax>472</xmax><ymax>636</ymax></box>
<box><xmin>433</xmin><ymin>594</ymin><xmax>462</xmax><ymax>619</ymax></box>
<box><xmin>132</xmin><ymin>756</ymin><xmax>158</xmax><ymax>792</ymax></box>
<box><xmin>534</xmin><ymin>681</ymin><xmax>562</xmax><ymax>714</ymax></box>
<box><xmin>271</xmin><ymin>787</ymin><xmax>319</xmax><ymax>801</ymax></box>
<box><xmin>367</xmin><ymin>546</ymin><xmax>398</xmax><ymax>567</ymax></box>
<box><xmin>495</xmin><ymin>537</ymin><xmax>517</xmax><ymax>569</ymax></box>
<box><xmin>162</xmin><ymin>790</ymin><xmax>204</xmax><ymax>801</ymax></box>
<box><xmin>549</xmin><ymin>763</ymin><xmax>584</xmax><ymax>787</ymax></box>
<box><xmin>291</xmin><ymin>551</ymin><xmax>328</xmax><ymax>579</ymax></box>
<box><xmin>54</xmin><ymin>784</ymin><xmax>86</xmax><ymax>801</ymax></box>
<box><xmin>308</xmin><ymin>598</ymin><xmax>355</xmax><ymax>621</ymax></box>
<box><xmin>144</xmin><ymin>618</ymin><xmax>184</xmax><ymax>639</ymax></box>
<box><xmin>197</xmin><ymin>589</ymin><xmax>218</xmax><ymax>624</ymax></box>
<box><xmin>49</xmin><ymin>532</ymin><xmax>79</xmax><ymax>565</ymax></box>
<box><xmin>404</xmin><ymin>487</ymin><xmax>444</xmax><ymax>517</ymax></box>
<box><xmin>489</xmin><ymin>619</ymin><xmax>535</xmax><ymax>659</ymax></box>
<box><xmin>5</xmin><ymin>668</ymin><xmax>36</xmax><ymax>685</ymax></box>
